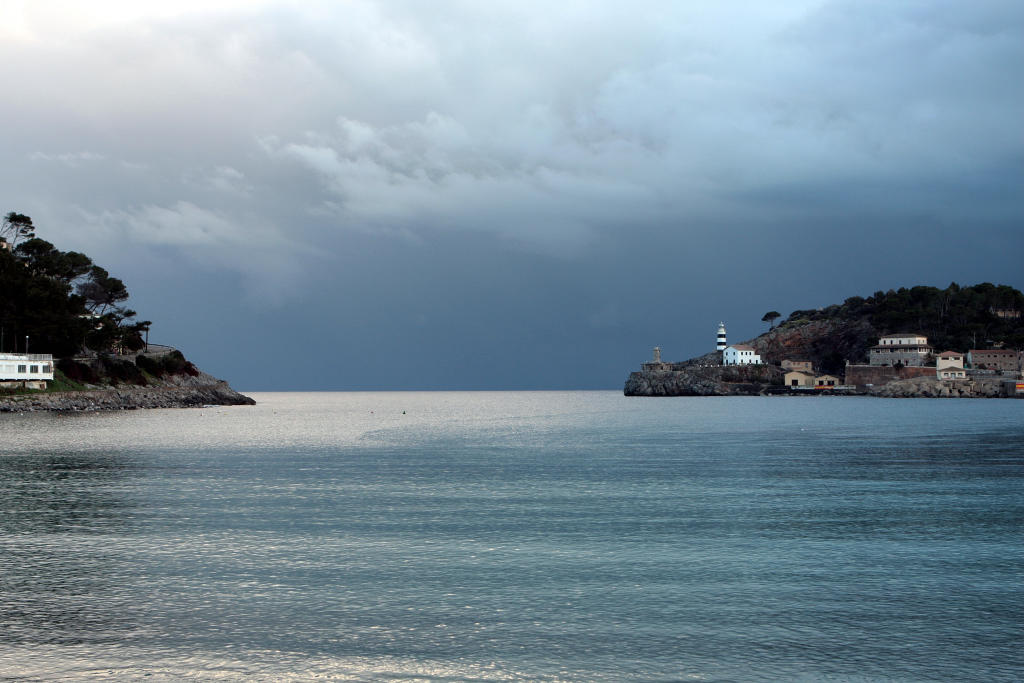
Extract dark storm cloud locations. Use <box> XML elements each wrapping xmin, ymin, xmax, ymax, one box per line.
<box><xmin>1</xmin><ymin>1</ymin><xmax>1021</xmax><ymax>387</ymax></box>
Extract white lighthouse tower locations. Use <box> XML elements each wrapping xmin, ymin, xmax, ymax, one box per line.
<box><xmin>716</xmin><ymin>322</ymin><xmax>727</xmax><ymax>351</ymax></box>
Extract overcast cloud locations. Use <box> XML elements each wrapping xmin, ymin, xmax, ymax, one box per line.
<box><xmin>1</xmin><ymin>1</ymin><xmax>1021</xmax><ymax>389</ymax></box>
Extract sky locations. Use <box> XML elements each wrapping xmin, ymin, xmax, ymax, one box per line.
<box><xmin>1</xmin><ymin>0</ymin><xmax>1021</xmax><ymax>390</ymax></box>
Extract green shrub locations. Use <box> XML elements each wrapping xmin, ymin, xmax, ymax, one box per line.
<box><xmin>56</xmin><ymin>358</ymin><xmax>101</xmax><ymax>384</ymax></box>
<box><xmin>135</xmin><ymin>350</ymin><xmax>199</xmax><ymax>377</ymax></box>
<box><xmin>100</xmin><ymin>356</ymin><xmax>147</xmax><ymax>385</ymax></box>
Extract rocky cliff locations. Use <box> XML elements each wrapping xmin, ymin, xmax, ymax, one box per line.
<box><xmin>625</xmin><ymin>282</ymin><xmax>1024</xmax><ymax>398</ymax></box>
<box><xmin>624</xmin><ymin>364</ymin><xmax>783</xmax><ymax>396</ymax></box>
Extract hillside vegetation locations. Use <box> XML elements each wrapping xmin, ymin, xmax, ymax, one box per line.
<box><xmin>0</xmin><ymin>211</ymin><xmax>149</xmax><ymax>359</ymax></box>
<box><xmin>753</xmin><ymin>283</ymin><xmax>1024</xmax><ymax>374</ymax></box>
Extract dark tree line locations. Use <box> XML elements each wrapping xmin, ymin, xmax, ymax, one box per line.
<box><xmin>0</xmin><ymin>211</ymin><xmax>149</xmax><ymax>357</ymax></box>
<box><xmin>783</xmin><ymin>282</ymin><xmax>1024</xmax><ymax>355</ymax></box>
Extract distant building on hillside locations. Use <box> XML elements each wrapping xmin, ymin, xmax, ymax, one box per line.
<box><xmin>869</xmin><ymin>333</ymin><xmax>932</xmax><ymax>366</ymax></box>
<box><xmin>936</xmin><ymin>351</ymin><xmax>964</xmax><ymax>371</ymax></box>
<box><xmin>781</xmin><ymin>360</ymin><xmax>812</xmax><ymax>373</ymax></box>
<box><xmin>0</xmin><ymin>237</ymin><xmax>10</xmax><ymax>253</ymax></box>
<box><xmin>990</xmin><ymin>307</ymin><xmax>1021</xmax><ymax>319</ymax></box>
<box><xmin>0</xmin><ymin>353</ymin><xmax>54</xmax><ymax>390</ymax></box>
<box><xmin>968</xmin><ymin>349</ymin><xmax>1022</xmax><ymax>372</ymax></box>
<box><xmin>723</xmin><ymin>345</ymin><xmax>762</xmax><ymax>366</ymax></box>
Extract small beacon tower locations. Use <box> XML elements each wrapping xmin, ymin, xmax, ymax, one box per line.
<box><xmin>716</xmin><ymin>322</ymin><xmax>727</xmax><ymax>351</ymax></box>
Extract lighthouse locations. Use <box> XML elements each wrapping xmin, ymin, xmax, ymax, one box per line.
<box><xmin>716</xmin><ymin>322</ymin><xmax>727</xmax><ymax>351</ymax></box>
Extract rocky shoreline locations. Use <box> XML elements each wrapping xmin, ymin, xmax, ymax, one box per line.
<box><xmin>0</xmin><ymin>370</ymin><xmax>254</xmax><ymax>413</ymax></box>
<box><xmin>624</xmin><ymin>364</ymin><xmax>783</xmax><ymax>396</ymax></box>
<box><xmin>867</xmin><ymin>376</ymin><xmax>1006</xmax><ymax>398</ymax></box>
<box><xmin>624</xmin><ymin>364</ymin><xmax>1015</xmax><ymax>398</ymax></box>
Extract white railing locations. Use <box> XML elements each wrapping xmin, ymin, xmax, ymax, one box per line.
<box><xmin>0</xmin><ymin>353</ymin><xmax>54</xmax><ymax>362</ymax></box>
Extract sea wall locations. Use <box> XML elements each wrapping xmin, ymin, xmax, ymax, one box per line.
<box><xmin>845</xmin><ymin>364</ymin><xmax>935</xmax><ymax>388</ymax></box>
<box><xmin>868</xmin><ymin>377</ymin><xmax>1005</xmax><ymax>398</ymax></box>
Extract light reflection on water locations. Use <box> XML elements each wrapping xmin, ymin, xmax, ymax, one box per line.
<box><xmin>1</xmin><ymin>392</ymin><xmax>1023</xmax><ymax>680</ymax></box>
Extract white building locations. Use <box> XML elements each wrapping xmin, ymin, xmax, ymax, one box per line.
<box><xmin>723</xmin><ymin>345</ymin><xmax>762</xmax><ymax>366</ymax></box>
<box><xmin>937</xmin><ymin>366</ymin><xmax>967</xmax><ymax>380</ymax></box>
<box><xmin>0</xmin><ymin>353</ymin><xmax>55</xmax><ymax>390</ymax></box>
<box><xmin>936</xmin><ymin>351</ymin><xmax>964</xmax><ymax>370</ymax></box>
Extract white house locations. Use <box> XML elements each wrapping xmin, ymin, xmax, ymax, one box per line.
<box><xmin>723</xmin><ymin>344</ymin><xmax>762</xmax><ymax>366</ymax></box>
<box><xmin>936</xmin><ymin>351</ymin><xmax>964</xmax><ymax>371</ymax></box>
<box><xmin>937</xmin><ymin>366</ymin><xmax>967</xmax><ymax>380</ymax></box>
<box><xmin>0</xmin><ymin>353</ymin><xmax>55</xmax><ymax>390</ymax></box>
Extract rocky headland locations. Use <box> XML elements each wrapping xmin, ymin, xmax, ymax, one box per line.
<box><xmin>0</xmin><ymin>371</ymin><xmax>254</xmax><ymax>413</ymax></box>
<box><xmin>624</xmin><ymin>282</ymin><xmax>1024</xmax><ymax>399</ymax></box>
<box><xmin>0</xmin><ymin>352</ymin><xmax>254</xmax><ymax>413</ymax></box>
<box><xmin>624</xmin><ymin>364</ymin><xmax>783</xmax><ymax>397</ymax></box>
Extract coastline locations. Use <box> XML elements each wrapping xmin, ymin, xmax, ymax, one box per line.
<box><xmin>0</xmin><ymin>370</ymin><xmax>254</xmax><ymax>413</ymax></box>
<box><xmin>624</xmin><ymin>365</ymin><xmax>1018</xmax><ymax>398</ymax></box>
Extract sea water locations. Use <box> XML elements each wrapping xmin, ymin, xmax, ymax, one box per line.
<box><xmin>1</xmin><ymin>392</ymin><xmax>1022</xmax><ymax>681</ymax></box>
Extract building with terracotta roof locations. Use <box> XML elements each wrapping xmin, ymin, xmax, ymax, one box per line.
<box><xmin>936</xmin><ymin>351</ymin><xmax>964</xmax><ymax>371</ymax></box>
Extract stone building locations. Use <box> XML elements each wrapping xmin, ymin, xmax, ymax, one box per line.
<box><xmin>641</xmin><ymin>346</ymin><xmax>671</xmax><ymax>372</ymax></box>
<box><xmin>968</xmin><ymin>349</ymin><xmax>1022</xmax><ymax>372</ymax></box>
<box><xmin>869</xmin><ymin>333</ymin><xmax>932</xmax><ymax>366</ymax></box>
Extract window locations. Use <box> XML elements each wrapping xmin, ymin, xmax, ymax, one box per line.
<box><xmin>42</xmin><ymin>364</ymin><xmax>51</xmax><ymax>373</ymax></box>
<box><xmin>17</xmin><ymin>364</ymin><xmax>26</xmax><ymax>373</ymax></box>
<box><xmin>30</xmin><ymin>365</ymin><xmax>39</xmax><ymax>373</ymax></box>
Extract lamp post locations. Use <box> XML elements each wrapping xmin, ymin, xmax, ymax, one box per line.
<box><xmin>25</xmin><ymin>335</ymin><xmax>29</xmax><ymax>355</ymax></box>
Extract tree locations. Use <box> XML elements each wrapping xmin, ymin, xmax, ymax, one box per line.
<box><xmin>14</xmin><ymin>238</ymin><xmax>93</xmax><ymax>284</ymax></box>
<box><xmin>1</xmin><ymin>211</ymin><xmax>152</xmax><ymax>357</ymax></box>
<box><xmin>77</xmin><ymin>266</ymin><xmax>129</xmax><ymax>315</ymax></box>
<box><xmin>761</xmin><ymin>310</ymin><xmax>781</xmax><ymax>329</ymax></box>
<box><xmin>1</xmin><ymin>212</ymin><xmax>35</xmax><ymax>248</ymax></box>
